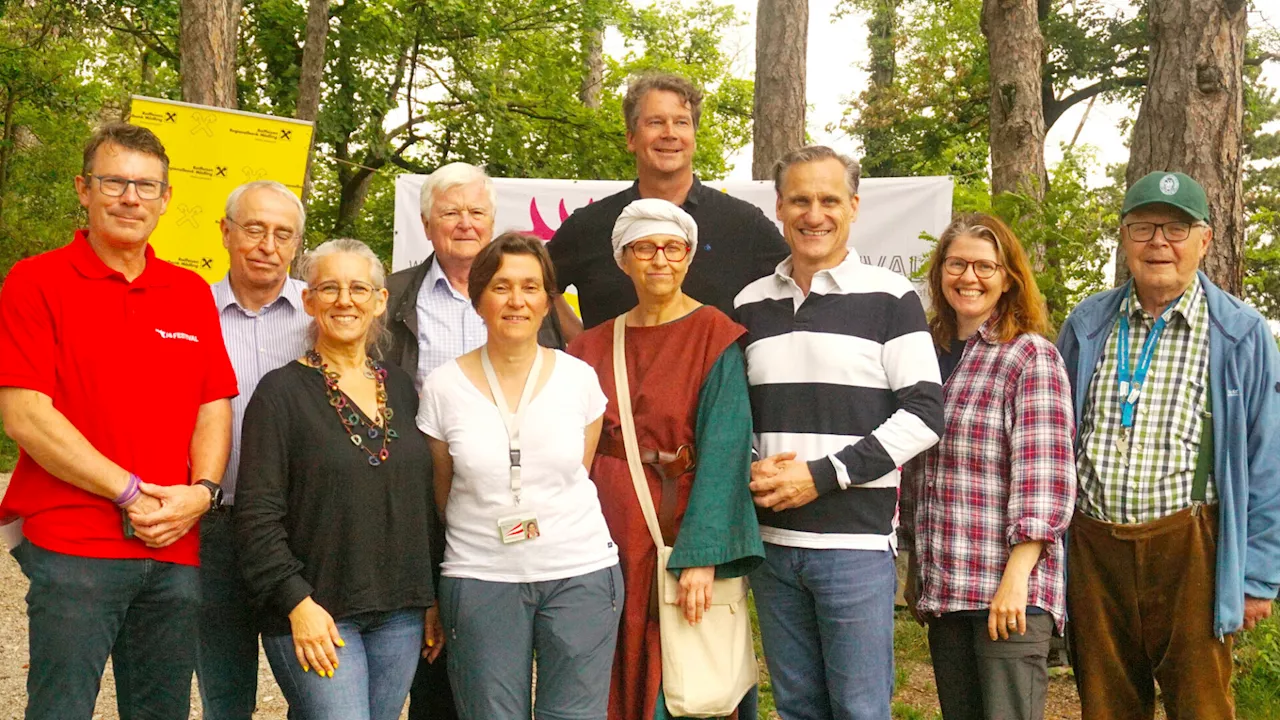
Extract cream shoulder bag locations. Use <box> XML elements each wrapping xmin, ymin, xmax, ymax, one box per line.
<box><xmin>612</xmin><ymin>315</ymin><xmax>757</xmax><ymax>718</ymax></box>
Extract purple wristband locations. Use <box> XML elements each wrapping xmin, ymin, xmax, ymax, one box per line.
<box><xmin>115</xmin><ymin>473</ymin><xmax>141</xmax><ymax>508</ymax></box>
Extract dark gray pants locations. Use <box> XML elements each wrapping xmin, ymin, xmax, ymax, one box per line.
<box><xmin>439</xmin><ymin>565</ymin><xmax>622</xmax><ymax>720</ymax></box>
<box><xmin>927</xmin><ymin>612</ymin><xmax>1053</xmax><ymax>720</ymax></box>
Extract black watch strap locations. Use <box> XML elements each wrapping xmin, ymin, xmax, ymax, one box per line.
<box><xmin>194</xmin><ymin>479</ymin><xmax>222</xmax><ymax>510</ymax></box>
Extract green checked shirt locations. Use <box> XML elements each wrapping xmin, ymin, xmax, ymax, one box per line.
<box><xmin>1076</xmin><ymin>276</ymin><xmax>1212</xmax><ymax>523</ymax></box>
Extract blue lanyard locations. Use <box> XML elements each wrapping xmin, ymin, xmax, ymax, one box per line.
<box><xmin>1116</xmin><ymin>294</ymin><xmax>1180</xmax><ymax>430</ymax></box>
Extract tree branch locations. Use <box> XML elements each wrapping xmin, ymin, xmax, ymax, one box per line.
<box><xmin>1045</xmin><ymin>76</ymin><xmax>1146</xmax><ymax>130</ymax></box>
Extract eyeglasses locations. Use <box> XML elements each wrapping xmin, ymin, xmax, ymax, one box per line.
<box><xmin>312</xmin><ymin>282</ymin><xmax>376</xmax><ymax>304</ymax></box>
<box><xmin>87</xmin><ymin>174</ymin><xmax>168</xmax><ymax>200</ymax></box>
<box><xmin>942</xmin><ymin>257</ymin><xmax>1003</xmax><ymax>279</ymax></box>
<box><xmin>628</xmin><ymin>241</ymin><xmax>690</xmax><ymax>262</ymax></box>
<box><xmin>226</xmin><ymin>217</ymin><xmax>297</xmax><ymax>245</ymax></box>
<box><xmin>1123</xmin><ymin>221</ymin><xmax>1203</xmax><ymax>243</ymax></box>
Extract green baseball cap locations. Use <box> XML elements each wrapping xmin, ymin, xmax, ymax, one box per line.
<box><xmin>1121</xmin><ymin>171</ymin><xmax>1211</xmax><ymax>223</ymax></box>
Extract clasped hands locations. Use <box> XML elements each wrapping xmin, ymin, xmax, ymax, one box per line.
<box><xmin>750</xmin><ymin>451</ymin><xmax>819</xmax><ymax>511</ymax></box>
<box><xmin>125</xmin><ymin>482</ymin><xmax>211</xmax><ymax>549</ymax></box>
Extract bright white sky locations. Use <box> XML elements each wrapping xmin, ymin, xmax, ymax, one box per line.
<box><xmin>634</xmin><ymin>0</ymin><xmax>1280</xmax><ymax>184</ymax></box>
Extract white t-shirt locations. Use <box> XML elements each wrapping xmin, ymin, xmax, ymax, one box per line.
<box><xmin>417</xmin><ymin>350</ymin><xmax>618</xmax><ymax>582</ymax></box>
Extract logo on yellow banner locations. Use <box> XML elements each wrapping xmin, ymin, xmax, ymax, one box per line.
<box><xmin>130</xmin><ymin>96</ymin><xmax>314</xmax><ymax>283</ymax></box>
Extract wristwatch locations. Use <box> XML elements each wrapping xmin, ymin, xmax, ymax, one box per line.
<box><xmin>194</xmin><ymin>479</ymin><xmax>223</xmax><ymax>511</ymax></box>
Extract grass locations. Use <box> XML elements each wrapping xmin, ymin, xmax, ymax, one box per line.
<box><xmin>0</xmin><ymin>417</ymin><xmax>16</xmax><ymax>473</ymax></box>
<box><xmin>1234</xmin><ymin>615</ymin><xmax>1280</xmax><ymax>719</ymax></box>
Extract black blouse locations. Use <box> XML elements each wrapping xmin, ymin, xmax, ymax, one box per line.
<box><xmin>234</xmin><ymin>360</ymin><xmax>435</xmax><ymax>636</ymax></box>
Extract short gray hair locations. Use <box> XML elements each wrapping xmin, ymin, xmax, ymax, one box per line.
<box><xmin>419</xmin><ymin>162</ymin><xmax>496</xmax><ymax>219</ymax></box>
<box><xmin>772</xmin><ymin>145</ymin><xmax>862</xmax><ymax>197</ymax></box>
<box><xmin>225</xmin><ymin>180</ymin><xmax>307</xmax><ymax>234</ymax></box>
<box><xmin>299</xmin><ymin>238</ymin><xmax>387</xmax><ymax>352</ymax></box>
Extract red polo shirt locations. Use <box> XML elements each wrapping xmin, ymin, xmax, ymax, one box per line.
<box><xmin>0</xmin><ymin>231</ymin><xmax>238</xmax><ymax>566</ymax></box>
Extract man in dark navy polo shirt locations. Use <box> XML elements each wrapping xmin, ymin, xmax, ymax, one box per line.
<box><xmin>0</xmin><ymin>123</ymin><xmax>237</xmax><ymax>720</ymax></box>
<box><xmin>548</xmin><ymin>72</ymin><xmax>788</xmax><ymax>335</ymax></box>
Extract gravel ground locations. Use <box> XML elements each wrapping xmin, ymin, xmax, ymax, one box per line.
<box><xmin>0</xmin><ymin>472</ymin><xmax>409</xmax><ymax>719</ymax></box>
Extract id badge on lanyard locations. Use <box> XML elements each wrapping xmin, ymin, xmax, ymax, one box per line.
<box><xmin>1114</xmin><ymin>293</ymin><xmax>1179</xmax><ymax>458</ymax></box>
<box><xmin>481</xmin><ymin>346</ymin><xmax>543</xmax><ymax>545</ymax></box>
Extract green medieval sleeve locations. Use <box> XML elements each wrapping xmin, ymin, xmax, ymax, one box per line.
<box><xmin>666</xmin><ymin>343</ymin><xmax>765</xmax><ymax>578</ymax></box>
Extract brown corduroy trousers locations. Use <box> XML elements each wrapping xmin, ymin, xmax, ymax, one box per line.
<box><xmin>1067</xmin><ymin>506</ymin><xmax>1234</xmax><ymax>720</ymax></box>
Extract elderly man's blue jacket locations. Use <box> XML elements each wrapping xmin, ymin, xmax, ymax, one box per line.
<box><xmin>1056</xmin><ymin>271</ymin><xmax>1280</xmax><ymax>637</ymax></box>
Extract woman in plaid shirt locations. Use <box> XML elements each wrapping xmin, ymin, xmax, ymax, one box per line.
<box><xmin>901</xmin><ymin>213</ymin><xmax>1077</xmax><ymax>720</ymax></box>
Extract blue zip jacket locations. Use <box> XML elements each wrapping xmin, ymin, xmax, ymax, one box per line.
<box><xmin>1057</xmin><ymin>271</ymin><xmax>1280</xmax><ymax>637</ymax></box>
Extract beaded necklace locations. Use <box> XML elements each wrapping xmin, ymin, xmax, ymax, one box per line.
<box><xmin>305</xmin><ymin>349</ymin><xmax>398</xmax><ymax>466</ymax></box>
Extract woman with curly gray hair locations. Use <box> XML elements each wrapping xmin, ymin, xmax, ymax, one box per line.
<box><xmin>235</xmin><ymin>238</ymin><xmax>441</xmax><ymax>720</ymax></box>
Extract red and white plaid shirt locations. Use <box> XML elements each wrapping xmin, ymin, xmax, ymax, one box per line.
<box><xmin>901</xmin><ymin>324</ymin><xmax>1077</xmax><ymax>632</ymax></box>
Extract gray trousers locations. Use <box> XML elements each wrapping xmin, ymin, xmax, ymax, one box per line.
<box><xmin>439</xmin><ymin>565</ymin><xmax>623</xmax><ymax>720</ymax></box>
<box><xmin>927</xmin><ymin>612</ymin><xmax>1054</xmax><ymax>720</ymax></box>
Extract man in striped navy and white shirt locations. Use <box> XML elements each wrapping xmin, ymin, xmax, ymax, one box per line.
<box><xmin>201</xmin><ymin>180</ymin><xmax>311</xmax><ymax>719</ymax></box>
<box><xmin>735</xmin><ymin>146</ymin><xmax>943</xmax><ymax>720</ymax></box>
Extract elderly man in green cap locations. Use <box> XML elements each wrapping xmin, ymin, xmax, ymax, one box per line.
<box><xmin>1056</xmin><ymin>171</ymin><xmax>1280</xmax><ymax>719</ymax></box>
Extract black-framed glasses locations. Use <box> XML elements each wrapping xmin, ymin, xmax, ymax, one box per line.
<box><xmin>312</xmin><ymin>282</ymin><xmax>376</xmax><ymax>304</ymax></box>
<box><xmin>628</xmin><ymin>240</ymin><xmax>690</xmax><ymax>262</ymax></box>
<box><xmin>87</xmin><ymin>174</ymin><xmax>168</xmax><ymax>200</ymax></box>
<box><xmin>226</xmin><ymin>217</ymin><xmax>297</xmax><ymax>245</ymax></box>
<box><xmin>942</xmin><ymin>257</ymin><xmax>1003</xmax><ymax>279</ymax></box>
<box><xmin>1123</xmin><ymin>221</ymin><xmax>1202</xmax><ymax>243</ymax></box>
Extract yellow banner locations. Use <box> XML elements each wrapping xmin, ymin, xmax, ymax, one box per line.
<box><xmin>129</xmin><ymin>96</ymin><xmax>314</xmax><ymax>283</ymax></box>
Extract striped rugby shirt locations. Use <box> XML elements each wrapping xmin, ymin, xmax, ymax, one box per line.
<box><xmin>734</xmin><ymin>253</ymin><xmax>944</xmax><ymax>550</ymax></box>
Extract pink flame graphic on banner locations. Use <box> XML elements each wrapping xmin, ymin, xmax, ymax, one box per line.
<box><xmin>525</xmin><ymin>198</ymin><xmax>591</xmax><ymax>241</ymax></box>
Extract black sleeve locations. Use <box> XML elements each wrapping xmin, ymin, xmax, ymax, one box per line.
<box><xmin>750</xmin><ymin>206</ymin><xmax>789</xmax><ymax>282</ymax></box>
<box><xmin>233</xmin><ymin>375</ymin><xmax>314</xmax><ymax>616</ymax></box>
<box><xmin>547</xmin><ymin>215</ymin><xmax>581</xmax><ymax>293</ymax></box>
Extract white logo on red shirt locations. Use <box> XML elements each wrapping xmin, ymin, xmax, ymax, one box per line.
<box><xmin>155</xmin><ymin>328</ymin><xmax>199</xmax><ymax>343</ymax></box>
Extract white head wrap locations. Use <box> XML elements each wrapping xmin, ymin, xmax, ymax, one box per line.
<box><xmin>611</xmin><ymin>198</ymin><xmax>698</xmax><ymax>268</ymax></box>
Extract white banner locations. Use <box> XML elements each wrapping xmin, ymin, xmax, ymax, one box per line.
<box><xmin>394</xmin><ymin>176</ymin><xmax>953</xmax><ymax>279</ymax></box>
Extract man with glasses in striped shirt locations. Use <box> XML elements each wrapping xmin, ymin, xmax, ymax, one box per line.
<box><xmin>1058</xmin><ymin>171</ymin><xmax>1280</xmax><ymax>719</ymax></box>
<box><xmin>199</xmin><ymin>181</ymin><xmax>311</xmax><ymax>720</ymax></box>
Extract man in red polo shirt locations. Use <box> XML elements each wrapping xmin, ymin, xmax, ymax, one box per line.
<box><xmin>0</xmin><ymin>123</ymin><xmax>237</xmax><ymax>720</ymax></box>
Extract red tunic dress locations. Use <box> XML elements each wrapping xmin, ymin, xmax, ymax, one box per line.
<box><xmin>569</xmin><ymin>307</ymin><xmax>745</xmax><ymax>720</ymax></box>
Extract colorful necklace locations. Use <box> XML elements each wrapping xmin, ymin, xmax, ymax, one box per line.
<box><xmin>305</xmin><ymin>349</ymin><xmax>398</xmax><ymax>466</ymax></box>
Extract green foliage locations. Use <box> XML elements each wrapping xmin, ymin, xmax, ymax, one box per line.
<box><xmin>987</xmin><ymin>149</ymin><xmax>1120</xmax><ymax>332</ymax></box>
<box><xmin>841</xmin><ymin>0</ymin><xmax>989</xmax><ymax>182</ymax></box>
<box><xmin>0</xmin><ymin>416</ymin><xmax>16</xmax><ymax>473</ymax></box>
<box><xmin>1243</xmin><ymin>33</ymin><xmax>1280</xmax><ymax>323</ymax></box>
<box><xmin>1234</xmin><ymin>616</ymin><xmax>1280</xmax><ymax>718</ymax></box>
<box><xmin>0</xmin><ymin>1</ymin><xmax>104</xmax><ymax>280</ymax></box>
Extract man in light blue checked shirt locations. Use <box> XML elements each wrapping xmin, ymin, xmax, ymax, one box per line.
<box><xmin>199</xmin><ymin>180</ymin><xmax>311</xmax><ymax>720</ymax></box>
<box><xmin>386</xmin><ymin>162</ymin><xmax>564</xmax><ymax>720</ymax></box>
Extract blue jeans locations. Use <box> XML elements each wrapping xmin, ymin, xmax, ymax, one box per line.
<box><xmin>750</xmin><ymin>545</ymin><xmax>896</xmax><ymax>720</ymax></box>
<box><xmin>263</xmin><ymin>608</ymin><xmax>425</xmax><ymax>720</ymax></box>
<box><xmin>12</xmin><ymin>538</ymin><xmax>200</xmax><ymax>720</ymax></box>
<box><xmin>440</xmin><ymin>565</ymin><xmax>622</xmax><ymax>720</ymax></box>
<box><xmin>196</xmin><ymin>510</ymin><xmax>259</xmax><ymax>719</ymax></box>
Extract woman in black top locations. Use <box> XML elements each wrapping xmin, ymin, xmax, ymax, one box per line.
<box><xmin>235</xmin><ymin>238</ymin><xmax>440</xmax><ymax>720</ymax></box>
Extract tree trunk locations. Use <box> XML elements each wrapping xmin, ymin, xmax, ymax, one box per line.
<box><xmin>296</xmin><ymin>0</ymin><xmax>329</xmax><ymax>122</ymax></box>
<box><xmin>180</xmin><ymin>0</ymin><xmax>241</xmax><ymax>108</ymax></box>
<box><xmin>580</xmin><ymin>27</ymin><xmax>604</xmax><ymax>109</ymax></box>
<box><xmin>296</xmin><ymin>0</ymin><xmax>329</xmax><ymax>205</ymax></box>
<box><xmin>752</xmin><ymin>0</ymin><xmax>807</xmax><ymax>180</ymax></box>
<box><xmin>861</xmin><ymin>0</ymin><xmax>899</xmax><ymax>176</ymax></box>
<box><xmin>0</xmin><ymin>88</ymin><xmax>16</xmax><ymax>222</ymax></box>
<box><xmin>1121</xmin><ymin>0</ymin><xmax>1247</xmax><ymax>294</ymax></box>
<box><xmin>983</xmin><ymin>0</ymin><xmax>1047</xmax><ymax>200</ymax></box>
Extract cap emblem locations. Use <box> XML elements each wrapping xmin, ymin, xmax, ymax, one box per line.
<box><xmin>1160</xmin><ymin>174</ymin><xmax>1180</xmax><ymax>196</ymax></box>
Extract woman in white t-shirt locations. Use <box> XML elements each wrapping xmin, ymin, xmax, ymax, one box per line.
<box><xmin>416</xmin><ymin>232</ymin><xmax>621</xmax><ymax>720</ymax></box>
